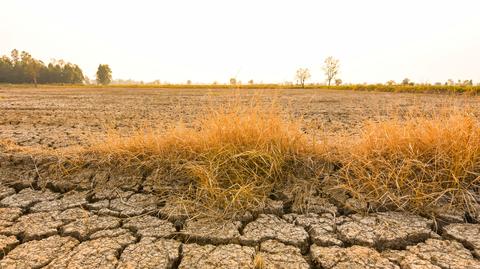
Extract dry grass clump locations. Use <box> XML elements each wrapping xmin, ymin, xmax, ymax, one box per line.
<box><xmin>335</xmin><ymin>111</ymin><xmax>480</xmax><ymax>215</ymax></box>
<box><xmin>33</xmin><ymin>101</ymin><xmax>480</xmax><ymax>218</ymax></box>
<box><xmin>58</xmin><ymin>103</ymin><xmax>330</xmax><ymax>218</ymax></box>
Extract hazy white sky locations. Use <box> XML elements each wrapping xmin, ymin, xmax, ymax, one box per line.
<box><xmin>1</xmin><ymin>0</ymin><xmax>479</xmax><ymax>84</ymax></box>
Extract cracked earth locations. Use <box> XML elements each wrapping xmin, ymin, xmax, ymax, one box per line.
<box><xmin>1</xmin><ymin>177</ymin><xmax>479</xmax><ymax>269</ymax></box>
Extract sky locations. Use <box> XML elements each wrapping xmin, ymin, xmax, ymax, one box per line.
<box><xmin>1</xmin><ymin>0</ymin><xmax>480</xmax><ymax>84</ymax></box>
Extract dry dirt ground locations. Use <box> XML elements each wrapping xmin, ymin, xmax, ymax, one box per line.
<box><xmin>1</xmin><ymin>87</ymin><xmax>480</xmax><ymax>268</ymax></box>
<box><xmin>1</xmin><ymin>87</ymin><xmax>480</xmax><ymax>148</ymax></box>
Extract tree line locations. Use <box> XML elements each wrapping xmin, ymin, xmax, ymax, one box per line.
<box><xmin>0</xmin><ymin>49</ymin><xmax>84</xmax><ymax>86</ymax></box>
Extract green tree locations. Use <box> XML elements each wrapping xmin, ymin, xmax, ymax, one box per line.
<box><xmin>96</xmin><ymin>64</ymin><xmax>112</xmax><ymax>85</ymax></box>
<box><xmin>0</xmin><ymin>49</ymin><xmax>84</xmax><ymax>85</ymax></box>
<box><xmin>21</xmin><ymin>51</ymin><xmax>42</xmax><ymax>86</ymax></box>
<box><xmin>402</xmin><ymin>78</ymin><xmax>411</xmax><ymax>85</ymax></box>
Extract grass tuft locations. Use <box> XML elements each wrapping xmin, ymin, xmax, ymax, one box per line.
<box><xmin>57</xmin><ymin>102</ymin><xmax>330</xmax><ymax>219</ymax></box>
<box><xmin>335</xmin><ymin>111</ymin><xmax>480</xmax><ymax>215</ymax></box>
<box><xmin>12</xmin><ymin>100</ymin><xmax>479</xmax><ymax>219</ymax></box>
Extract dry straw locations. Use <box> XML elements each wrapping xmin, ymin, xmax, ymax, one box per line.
<box><xmin>5</xmin><ymin>98</ymin><xmax>479</xmax><ymax>219</ymax></box>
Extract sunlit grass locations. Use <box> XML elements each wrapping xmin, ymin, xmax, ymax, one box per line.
<box><xmin>334</xmin><ymin>110</ymin><xmax>480</xmax><ymax>215</ymax></box>
<box><xmin>53</xmin><ymin>102</ymin><xmax>331</xmax><ymax>219</ymax></box>
<box><xmin>4</xmin><ymin>100</ymin><xmax>479</xmax><ymax>219</ymax></box>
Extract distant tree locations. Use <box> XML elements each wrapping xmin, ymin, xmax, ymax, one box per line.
<box><xmin>401</xmin><ymin>78</ymin><xmax>411</xmax><ymax>85</ymax></box>
<box><xmin>96</xmin><ymin>64</ymin><xmax>112</xmax><ymax>85</ymax></box>
<box><xmin>229</xmin><ymin>78</ymin><xmax>237</xmax><ymax>85</ymax></box>
<box><xmin>335</xmin><ymin>78</ymin><xmax>343</xmax><ymax>86</ymax></box>
<box><xmin>386</xmin><ymin>80</ymin><xmax>396</xmax><ymax>86</ymax></box>
<box><xmin>295</xmin><ymin>68</ymin><xmax>311</xmax><ymax>88</ymax></box>
<box><xmin>21</xmin><ymin>51</ymin><xmax>44</xmax><ymax>87</ymax></box>
<box><xmin>446</xmin><ymin>79</ymin><xmax>455</xmax><ymax>86</ymax></box>
<box><xmin>186</xmin><ymin>80</ymin><xmax>192</xmax><ymax>85</ymax></box>
<box><xmin>463</xmin><ymin>79</ymin><xmax>473</xmax><ymax>86</ymax></box>
<box><xmin>323</xmin><ymin>56</ymin><xmax>340</xmax><ymax>87</ymax></box>
<box><xmin>248</xmin><ymin>79</ymin><xmax>254</xmax><ymax>85</ymax></box>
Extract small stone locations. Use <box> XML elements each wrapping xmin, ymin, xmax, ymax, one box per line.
<box><xmin>258</xmin><ymin>240</ymin><xmax>309</xmax><ymax>269</ymax></box>
<box><xmin>123</xmin><ymin>215</ymin><xmax>176</xmax><ymax>238</ymax></box>
<box><xmin>443</xmin><ymin>223</ymin><xmax>480</xmax><ymax>257</ymax></box>
<box><xmin>1</xmin><ymin>212</ymin><xmax>62</xmax><ymax>241</ymax></box>
<box><xmin>310</xmin><ymin>245</ymin><xmax>399</xmax><ymax>269</ymax></box>
<box><xmin>0</xmin><ymin>188</ymin><xmax>60</xmax><ymax>208</ymax></box>
<box><xmin>180</xmin><ymin>243</ymin><xmax>255</xmax><ymax>269</ymax></box>
<box><xmin>117</xmin><ymin>238</ymin><xmax>181</xmax><ymax>269</ymax></box>
<box><xmin>337</xmin><ymin>212</ymin><xmax>433</xmax><ymax>250</ymax></box>
<box><xmin>109</xmin><ymin>193</ymin><xmax>159</xmax><ymax>216</ymax></box>
<box><xmin>0</xmin><ymin>235</ymin><xmax>19</xmax><ymax>257</ymax></box>
<box><xmin>0</xmin><ymin>235</ymin><xmax>79</xmax><ymax>268</ymax></box>
<box><xmin>240</xmin><ymin>214</ymin><xmax>309</xmax><ymax>253</ymax></box>
<box><xmin>61</xmin><ymin>214</ymin><xmax>121</xmax><ymax>240</ymax></box>
<box><xmin>180</xmin><ymin>219</ymin><xmax>241</xmax><ymax>244</ymax></box>
<box><xmin>30</xmin><ymin>191</ymin><xmax>89</xmax><ymax>212</ymax></box>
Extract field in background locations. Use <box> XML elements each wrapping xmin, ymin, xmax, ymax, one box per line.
<box><xmin>2</xmin><ymin>83</ymin><xmax>480</xmax><ymax>93</ymax></box>
<box><xmin>1</xmin><ymin>86</ymin><xmax>480</xmax><ymax>149</ymax></box>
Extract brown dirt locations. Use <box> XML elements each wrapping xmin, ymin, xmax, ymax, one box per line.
<box><xmin>1</xmin><ymin>87</ymin><xmax>479</xmax><ymax>149</ymax></box>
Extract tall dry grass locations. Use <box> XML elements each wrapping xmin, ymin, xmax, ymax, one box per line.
<box><xmin>30</xmin><ymin>101</ymin><xmax>480</xmax><ymax>218</ymax></box>
<box><xmin>58</xmin><ymin>103</ymin><xmax>331</xmax><ymax>218</ymax></box>
<box><xmin>335</xmin><ymin>111</ymin><xmax>480</xmax><ymax>215</ymax></box>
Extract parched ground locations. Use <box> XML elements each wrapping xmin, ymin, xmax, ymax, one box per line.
<box><xmin>1</xmin><ymin>87</ymin><xmax>480</xmax><ymax>268</ymax></box>
<box><xmin>1</xmin><ymin>87</ymin><xmax>479</xmax><ymax>148</ymax></box>
<box><xmin>1</xmin><ymin>180</ymin><xmax>479</xmax><ymax>268</ymax></box>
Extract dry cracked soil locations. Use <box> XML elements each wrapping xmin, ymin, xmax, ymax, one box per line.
<box><xmin>1</xmin><ymin>87</ymin><xmax>480</xmax><ymax>268</ymax></box>
<box><xmin>1</xmin><ymin>179</ymin><xmax>479</xmax><ymax>269</ymax></box>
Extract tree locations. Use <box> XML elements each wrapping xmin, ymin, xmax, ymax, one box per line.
<box><xmin>0</xmin><ymin>49</ymin><xmax>84</xmax><ymax>85</ymax></box>
<box><xmin>295</xmin><ymin>68</ymin><xmax>311</xmax><ymax>88</ymax></box>
<box><xmin>386</xmin><ymin>80</ymin><xmax>396</xmax><ymax>86</ymax></box>
<box><xmin>248</xmin><ymin>79</ymin><xmax>254</xmax><ymax>85</ymax></box>
<box><xmin>335</xmin><ymin>78</ymin><xmax>343</xmax><ymax>86</ymax></box>
<box><xmin>323</xmin><ymin>56</ymin><xmax>340</xmax><ymax>87</ymax></box>
<box><xmin>402</xmin><ymin>78</ymin><xmax>411</xmax><ymax>85</ymax></box>
<box><xmin>229</xmin><ymin>78</ymin><xmax>237</xmax><ymax>85</ymax></box>
<box><xmin>21</xmin><ymin>51</ymin><xmax>43</xmax><ymax>87</ymax></box>
<box><xmin>96</xmin><ymin>64</ymin><xmax>112</xmax><ymax>85</ymax></box>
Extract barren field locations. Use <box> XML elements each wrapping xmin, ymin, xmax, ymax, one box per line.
<box><xmin>1</xmin><ymin>87</ymin><xmax>480</xmax><ymax>268</ymax></box>
<box><xmin>1</xmin><ymin>87</ymin><xmax>479</xmax><ymax>148</ymax></box>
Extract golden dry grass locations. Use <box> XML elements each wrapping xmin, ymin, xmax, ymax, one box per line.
<box><xmin>335</xmin><ymin>110</ymin><xmax>480</xmax><ymax>215</ymax></box>
<box><xmin>55</xmin><ymin>102</ymin><xmax>331</xmax><ymax>219</ymax></box>
<box><xmin>7</xmin><ymin>99</ymin><xmax>479</xmax><ymax>219</ymax></box>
